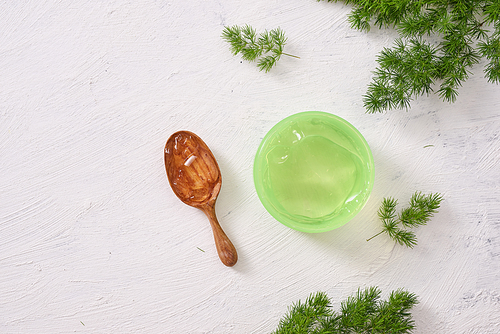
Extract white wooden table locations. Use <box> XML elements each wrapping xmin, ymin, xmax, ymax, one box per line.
<box><xmin>1</xmin><ymin>1</ymin><xmax>499</xmax><ymax>333</ymax></box>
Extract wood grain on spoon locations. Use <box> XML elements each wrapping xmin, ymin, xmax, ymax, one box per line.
<box><xmin>164</xmin><ymin>131</ymin><xmax>238</xmax><ymax>267</ymax></box>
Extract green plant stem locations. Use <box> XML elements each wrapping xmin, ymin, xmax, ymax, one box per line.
<box><xmin>366</xmin><ymin>230</ymin><xmax>385</xmax><ymax>242</ymax></box>
<box><xmin>282</xmin><ymin>52</ymin><xmax>300</xmax><ymax>59</ymax></box>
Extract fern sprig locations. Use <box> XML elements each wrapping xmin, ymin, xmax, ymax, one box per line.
<box><xmin>272</xmin><ymin>287</ymin><xmax>418</xmax><ymax>334</ymax></box>
<box><xmin>319</xmin><ymin>0</ymin><xmax>500</xmax><ymax>112</ymax></box>
<box><xmin>272</xmin><ymin>291</ymin><xmax>332</xmax><ymax>333</ymax></box>
<box><xmin>367</xmin><ymin>192</ymin><xmax>443</xmax><ymax>248</ymax></box>
<box><xmin>222</xmin><ymin>25</ymin><xmax>298</xmax><ymax>72</ymax></box>
<box><xmin>371</xmin><ymin>289</ymin><xmax>418</xmax><ymax>332</ymax></box>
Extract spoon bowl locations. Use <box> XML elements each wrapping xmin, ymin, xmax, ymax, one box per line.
<box><xmin>164</xmin><ymin>131</ymin><xmax>237</xmax><ymax>267</ymax></box>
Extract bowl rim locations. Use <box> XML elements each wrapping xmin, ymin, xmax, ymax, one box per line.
<box><xmin>253</xmin><ymin>111</ymin><xmax>375</xmax><ymax>233</ymax></box>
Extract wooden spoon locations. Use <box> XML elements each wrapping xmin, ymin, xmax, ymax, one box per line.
<box><xmin>164</xmin><ymin>131</ymin><xmax>238</xmax><ymax>267</ymax></box>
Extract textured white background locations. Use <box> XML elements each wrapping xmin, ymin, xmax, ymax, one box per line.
<box><xmin>1</xmin><ymin>1</ymin><xmax>499</xmax><ymax>333</ymax></box>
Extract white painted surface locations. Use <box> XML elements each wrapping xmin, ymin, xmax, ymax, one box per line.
<box><xmin>1</xmin><ymin>1</ymin><xmax>499</xmax><ymax>333</ymax></box>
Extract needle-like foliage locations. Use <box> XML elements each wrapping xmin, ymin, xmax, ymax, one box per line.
<box><xmin>222</xmin><ymin>25</ymin><xmax>298</xmax><ymax>72</ymax></box>
<box><xmin>272</xmin><ymin>291</ymin><xmax>332</xmax><ymax>333</ymax></box>
<box><xmin>320</xmin><ymin>0</ymin><xmax>500</xmax><ymax>113</ymax></box>
<box><xmin>272</xmin><ymin>287</ymin><xmax>418</xmax><ymax>334</ymax></box>
<box><xmin>368</xmin><ymin>192</ymin><xmax>444</xmax><ymax>248</ymax></box>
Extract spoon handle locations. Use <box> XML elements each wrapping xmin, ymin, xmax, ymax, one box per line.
<box><xmin>201</xmin><ymin>204</ymin><xmax>238</xmax><ymax>267</ymax></box>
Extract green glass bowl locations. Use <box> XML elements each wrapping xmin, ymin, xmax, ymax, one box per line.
<box><xmin>254</xmin><ymin>111</ymin><xmax>374</xmax><ymax>233</ymax></box>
